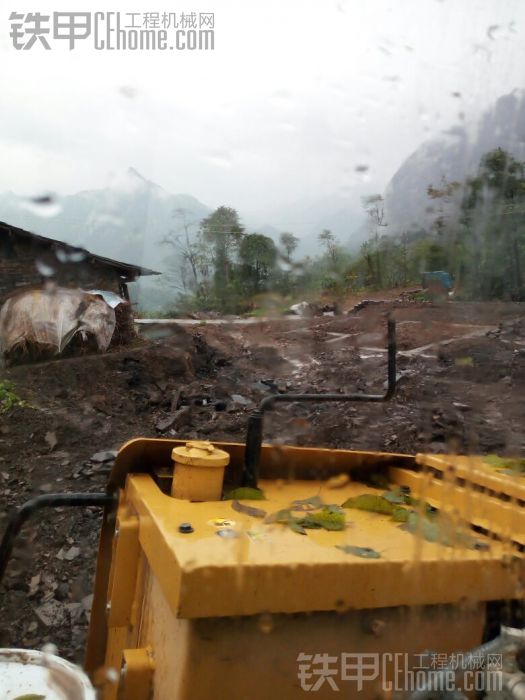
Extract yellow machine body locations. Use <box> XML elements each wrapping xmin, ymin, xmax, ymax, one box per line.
<box><xmin>85</xmin><ymin>439</ymin><xmax>524</xmax><ymax>699</ymax></box>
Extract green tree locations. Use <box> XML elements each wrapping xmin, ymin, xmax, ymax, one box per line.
<box><xmin>427</xmin><ymin>177</ymin><xmax>462</xmax><ymax>235</ymax></box>
<box><xmin>162</xmin><ymin>208</ymin><xmax>207</xmax><ymax>295</ymax></box>
<box><xmin>459</xmin><ymin>148</ymin><xmax>525</xmax><ymax>299</ymax></box>
<box><xmin>318</xmin><ymin>229</ymin><xmax>339</xmax><ymax>264</ymax></box>
<box><xmin>200</xmin><ymin>206</ymin><xmax>244</xmax><ymax>310</ymax></box>
<box><xmin>362</xmin><ymin>194</ymin><xmax>388</xmax><ymax>286</ymax></box>
<box><xmin>279</xmin><ymin>232</ymin><xmax>299</xmax><ymax>261</ymax></box>
<box><xmin>239</xmin><ymin>233</ymin><xmax>278</xmax><ymax>295</ymax></box>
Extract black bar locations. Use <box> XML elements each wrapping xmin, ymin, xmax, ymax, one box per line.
<box><xmin>0</xmin><ymin>492</ymin><xmax>115</xmax><ymax>585</ymax></box>
<box><xmin>242</xmin><ymin>317</ymin><xmax>397</xmax><ymax>488</ymax></box>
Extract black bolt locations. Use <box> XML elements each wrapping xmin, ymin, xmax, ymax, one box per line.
<box><xmin>178</xmin><ymin>522</ymin><xmax>194</xmax><ymax>534</ymax></box>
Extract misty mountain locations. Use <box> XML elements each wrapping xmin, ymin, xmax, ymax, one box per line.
<box><xmin>0</xmin><ymin>169</ymin><xmax>368</xmax><ymax>279</ymax></box>
<box><xmin>384</xmin><ymin>90</ymin><xmax>525</xmax><ymax>231</ymax></box>
<box><xmin>0</xmin><ymin>168</ymin><xmax>212</xmax><ymax>273</ymax></box>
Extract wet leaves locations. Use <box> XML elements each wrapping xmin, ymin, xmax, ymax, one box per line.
<box><xmin>265</xmin><ymin>503</ymin><xmax>346</xmax><ymax>533</ymax></box>
<box><xmin>484</xmin><ymin>454</ymin><xmax>525</xmax><ymax>475</ymax></box>
<box><xmin>342</xmin><ymin>493</ymin><xmax>395</xmax><ymax>514</ymax></box>
<box><xmin>305</xmin><ymin>506</ymin><xmax>346</xmax><ymax>531</ymax></box>
<box><xmin>391</xmin><ymin>506</ymin><xmax>410</xmax><ymax>523</ymax></box>
<box><xmin>289</xmin><ymin>521</ymin><xmax>307</xmax><ymax>535</ymax></box>
<box><xmin>454</xmin><ymin>356</ymin><xmax>474</xmax><ymax>367</ymax></box>
<box><xmin>291</xmin><ymin>495</ymin><xmax>324</xmax><ymax>510</ymax></box>
<box><xmin>336</xmin><ymin>545</ymin><xmax>381</xmax><ymax>559</ymax></box>
<box><xmin>382</xmin><ymin>487</ymin><xmax>412</xmax><ymax>505</ymax></box>
<box><xmin>0</xmin><ymin>381</ymin><xmax>26</xmax><ymax>413</ymax></box>
<box><xmin>264</xmin><ymin>508</ymin><xmax>293</xmax><ymax>524</ymax></box>
<box><xmin>231</xmin><ymin>500</ymin><xmax>267</xmax><ymax>518</ymax></box>
<box><xmin>400</xmin><ymin>512</ymin><xmax>489</xmax><ymax>550</ymax></box>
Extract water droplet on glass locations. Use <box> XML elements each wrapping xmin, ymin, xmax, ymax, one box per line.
<box><xmin>486</xmin><ymin>24</ymin><xmax>500</xmax><ymax>41</ymax></box>
<box><xmin>21</xmin><ymin>194</ymin><xmax>62</xmax><ymax>218</ymax></box>
<box><xmin>36</xmin><ymin>259</ymin><xmax>55</xmax><ymax>277</ymax></box>
<box><xmin>55</xmin><ymin>247</ymin><xmax>86</xmax><ymax>263</ymax></box>
<box><xmin>105</xmin><ymin>667</ymin><xmax>119</xmax><ymax>683</ymax></box>
<box><xmin>119</xmin><ymin>85</ymin><xmax>138</xmax><ymax>98</ymax></box>
<box><xmin>258</xmin><ymin>612</ymin><xmax>274</xmax><ymax>634</ymax></box>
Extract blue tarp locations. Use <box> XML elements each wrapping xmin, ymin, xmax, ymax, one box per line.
<box><xmin>422</xmin><ymin>271</ymin><xmax>453</xmax><ymax>291</ymax></box>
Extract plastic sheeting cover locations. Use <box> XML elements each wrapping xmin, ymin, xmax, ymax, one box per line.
<box><xmin>83</xmin><ymin>289</ymin><xmax>126</xmax><ymax>309</ymax></box>
<box><xmin>0</xmin><ymin>287</ymin><xmax>116</xmax><ymax>356</ymax></box>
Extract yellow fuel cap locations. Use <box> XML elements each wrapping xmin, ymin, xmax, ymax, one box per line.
<box><xmin>171</xmin><ymin>440</ymin><xmax>230</xmax><ymax>468</ymax></box>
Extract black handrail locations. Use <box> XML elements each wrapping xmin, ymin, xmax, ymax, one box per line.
<box><xmin>242</xmin><ymin>316</ymin><xmax>397</xmax><ymax>488</ymax></box>
<box><xmin>0</xmin><ymin>492</ymin><xmax>116</xmax><ymax>585</ymax></box>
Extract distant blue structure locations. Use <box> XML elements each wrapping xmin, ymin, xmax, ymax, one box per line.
<box><xmin>422</xmin><ymin>271</ymin><xmax>454</xmax><ymax>292</ymax></box>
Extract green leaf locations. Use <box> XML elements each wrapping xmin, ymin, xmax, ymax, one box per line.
<box><xmin>264</xmin><ymin>508</ymin><xmax>294</xmax><ymax>524</ymax></box>
<box><xmin>484</xmin><ymin>455</ymin><xmax>525</xmax><ymax>475</ymax></box>
<box><xmin>342</xmin><ymin>494</ymin><xmax>395</xmax><ymax>515</ymax></box>
<box><xmin>296</xmin><ymin>516</ymin><xmax>323</xmax><ymax>530</ymax></box>
<box><xmin>291</xmin><ymin>495</ymin><xmax>324</xmax><ymax>510</ymax></box>
<box><xmin>231</xmin><ymin>500</ymin><xmax>266</xmax><ymax>518</ymax></box>
<box><xmin>382</xmin><ymin>490</ymin><xmax>406</xmax><ymax>504</ymax></box>
<box><xmin>266</xmin><ymin>505</ymin><xmax>346</xmax><ymax>534</ymax></box>
<box><xmin>13</xmin><ymin>695</ymin><xmax>46</xmax><ymax>700</ymax></box>
<box><xmin>336</xmin><ymin>545</ymin><xmax>381</xmax><ymax>559</ymax></box>
<box><xmin>484</xmin><ymin>454</ymin><xmax>508</xmax><ymax>468</ymax></box>
<box><xmin>382</xmin><ymin>487</ymin><xmax>412</xmax><ymax>505</ymax></box>
<box><xmin>391</xmin><ymin>507</ymin><xmax>410</xmax><ymax>523</ymax></box>
<box><xmin>302</xmin><ymin>507</ymin><xmax>346</xmax><ymax>531</ymax></box>
<box><xmin>401</xmin><ymin>512</ymin><xmax>443</xmax><ymax>543</ymax></box>
<box><xmin>223</xmin><ymin>487</ymin><xmax>266</xmax><ymax>500</ymax></box>
<box><xmin>400</xmin><ymin>511</ymin><xmax>488</xmax><ymax>549</ymax></box>
<box><xmin>454</xmin><ymin>356</ymin><xmax>473</xmax><ymax>367</ymax></box>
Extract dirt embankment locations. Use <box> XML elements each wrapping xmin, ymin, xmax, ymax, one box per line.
<box><xmin>0</xmin><ymin>300</ymin><xmax>524</xmax><ymax>661</ymax></box>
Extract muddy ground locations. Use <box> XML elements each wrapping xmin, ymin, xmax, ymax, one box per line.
<box><xmin>0</xmin><ymin>298</ymin><xmax>524</xmax><ymax>663</ymax></box>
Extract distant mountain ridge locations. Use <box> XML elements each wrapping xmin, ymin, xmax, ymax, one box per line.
<box><xmin>0</xmin><ymin>169</ymin><xmax>368</xmax><ymax>281</ymax></box>
<box><xmin>384</xmin><ymin>90</ymin><xmax>525</xmax><ymax>231</ymax></box>
<box><xmin>0</xmin><ymin>168</ymin><xmax>212</xmax><ymax>273</ymax></box>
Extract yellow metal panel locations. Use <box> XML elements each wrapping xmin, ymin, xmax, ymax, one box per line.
<box><xmin>109</xmin><ymin>437</ymin><xmax>415</xmax><ymax>489</ymax></box>
<box><xmin>107</xmin><ymin>511</ymin><xmax>140</xmax><ymax>627</ymax></box>
<box><xmin>88</xmin><ymin>439</ymin><xmax>414</xmax><ymax>675</ymax></box>
<box><xmin>119</xmin><ymin>647</ymin><xmax>155</xmax><ymax>700</ymax></box>
<box><xmin>390</xmin><ymin>466</ymin><xmax>525</xmax><ymax>546</ymax></box>
<box><xmin>125</xmin><ymin>474</ymin><xmax>521</xmax><ymax>619</ymax></box>
<box><xmin>86</xmin><ymin>440</ymin><xmax>523</xmax><ymax>686</ymax></box>
<box><xmin>136</xmin><ymin>571</ymin><xmax>486</xmax><ymax>700</ymax></box>
<box><xmin>415</xmin><ymin>453</ymin><xmax>525</xmax><ymax>501</ymax></box>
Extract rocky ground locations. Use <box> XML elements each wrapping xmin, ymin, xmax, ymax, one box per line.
<box><xmin>0</xmin><ymin>298</ymin><xmax>524</xmax><ymax>662</ymax></box>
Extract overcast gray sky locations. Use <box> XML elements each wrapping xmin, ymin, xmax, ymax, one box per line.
<box><xmin>1</xmin><ymin>0</ymin><xmax>524</xmax><ymax>221</ymax></box>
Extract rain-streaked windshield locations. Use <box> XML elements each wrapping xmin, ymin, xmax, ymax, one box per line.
<box><xmin>0</xmin><ymin>2</ymin><xmax>524</xmax><ymax>699</ymax></box>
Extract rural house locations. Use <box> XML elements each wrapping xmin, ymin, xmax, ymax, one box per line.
<box><xmin>0</xmin><ymin>220</ymin><xmax>158</xmax><ymax>302</ymax></box>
